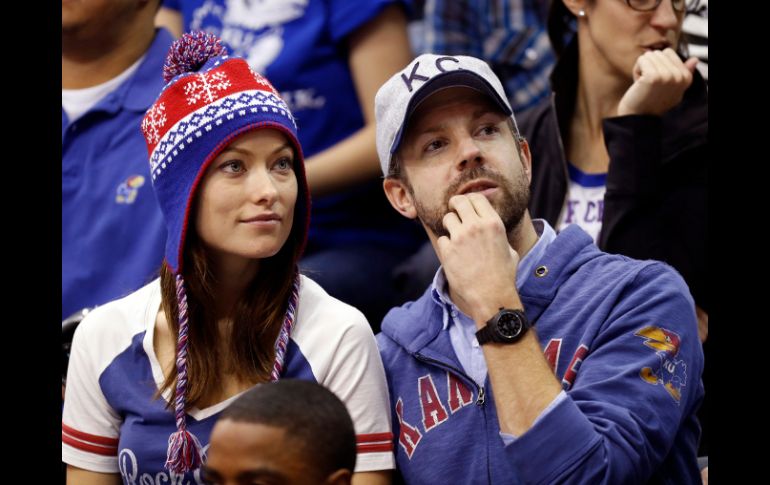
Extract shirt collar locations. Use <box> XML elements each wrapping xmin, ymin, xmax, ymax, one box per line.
<box><xmin>90</xmin><ymin>28</ymin><xmax>174</xmax><ymax>116</ymax></box>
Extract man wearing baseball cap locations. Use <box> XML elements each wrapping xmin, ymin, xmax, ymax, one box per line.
<box><xmin>374</xmin><ymin>54</ymin><xmax>704</xmax><ymax>484</ymax></box>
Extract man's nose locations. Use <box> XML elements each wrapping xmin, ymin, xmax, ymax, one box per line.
<box><xmin>456</xmin><ymin>135</ymin><xmax>483</xmax><ymax>171</ymax></box>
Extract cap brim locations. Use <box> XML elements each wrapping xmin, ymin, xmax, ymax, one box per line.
<box><xmin>390</xmin><ymin>70</ymin><xmax>512</xmax><ymax>157</ymax></box>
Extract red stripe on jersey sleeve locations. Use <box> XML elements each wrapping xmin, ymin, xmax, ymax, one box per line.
<box><xmin>356</xmin><ymin>442</ymin><xmax>394</xmax><ymax>453</ymax></box>
<box><xmin>356</xmin><ymin>432</ymin><xmax>393</xmax><ymax>443</ymax></box>
<box><xmin>62</xmin><ymin>422</ymin><xmax>119</xmax><ymax>446</ymax></box>
<box><xmin>62</xmin><ymin>432</ymin><xmax>118</xmax><ymax>456</ymax></box>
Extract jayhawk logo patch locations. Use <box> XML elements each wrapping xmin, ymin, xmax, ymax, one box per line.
<box><xmin>635</xmin><ymin>326</ymin><xmax>687</xmax><ymax>403</ymax></box>
<box><xmin>115</xmin><ymin>175</ymin><xmax>146</xmax><ymax>204</ymax></box>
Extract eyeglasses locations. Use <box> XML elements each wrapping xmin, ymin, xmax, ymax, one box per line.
<box><xmin>625</xmin><ymin>0</ymin><xmax>687</xmax><ymax>13</ymax></box>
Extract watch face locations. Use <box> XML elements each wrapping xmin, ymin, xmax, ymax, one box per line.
<box><xmin>497</xmin><ymin>312</ymin><xmax>523</xmax><ymax>340</ymax></box>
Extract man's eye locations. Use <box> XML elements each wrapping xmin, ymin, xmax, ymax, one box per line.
<box><xmin>478</xmin><ymin>125</ymin><xmax>500</xmax><ymax>136</ymax></box>
<box><xmin>425</xmin><ymin>140</ymin><xmax>444</xmax><ymax>152</ymax></box>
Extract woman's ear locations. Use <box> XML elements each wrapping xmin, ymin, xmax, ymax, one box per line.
<box><xmin>562</xmin><ymin>0</ymin><xmax>588</xmax><ymax>18</ymax></box>
<box><xmin>383</xmin><ymin>177</ymin><xmax>418</xmax><ymax>219</ymax></box>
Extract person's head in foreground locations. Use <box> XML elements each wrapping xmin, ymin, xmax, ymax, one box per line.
<box><xmin>204</xmin><ymin>380</ymin><xmax>356</xmax><ymax>485</ymax></box>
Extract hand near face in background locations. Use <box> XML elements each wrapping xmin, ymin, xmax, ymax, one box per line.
<box><xmin>618</xmin><ymin>48</ymin><xmax>699</xmax><ymax>117</ymax></box>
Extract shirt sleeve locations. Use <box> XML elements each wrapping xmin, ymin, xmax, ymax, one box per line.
<box><xmin>62</xmin><ymin>314</ymin><xmax>122</xmax><ymax>473</ymax></box>
<box><xmin>503</xmin><ymin>263</ymin><xmax>704</xmax><ymax>483</ymax></box>
<box><xmin>598</xmin><ymin>115</ymin><xmax>664</xmax><ymax>261</ymax></box>
<box><xmin>321</xmin><ymin>312</ymin><xmax>396</xmax><ymax>473</ymax></box>
<box><xmin>326</xmin><ymin>0</ymin><xmax>409</xmax><ymax>44</ymax></box>
<box><xmin>599</xmin><ymin>113</ymin><xmax>708</xmax><ymax>312</ymax></box>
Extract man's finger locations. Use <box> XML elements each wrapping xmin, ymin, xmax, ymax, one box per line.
<box><xmin>448</xmin><ymin>194</ymin><xmax>481</xmax><ymax>221</ymax></box>
<box><xmin>436</xmin><ymin>234</ymin><xmax>452</xmax><ymax>261</ymax></box>
<box><xmin>442</xmin><ymin>211</ymin><xmax>462</xmax><ymax>237</ymax></box>
<box><xmin>466</xmin><ymin>192</ymin><xmax>505</xmax><ymax>225</ymax></box>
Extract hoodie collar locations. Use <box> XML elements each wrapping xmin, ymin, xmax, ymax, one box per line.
<box><xmin>516</xmin><ymin>224</ymin><xmax>596</xmax><ymax>323</ymax></box>
<box><xmin>382</xmin><ymin>223</ymin><xmax>597</xmax><ymax>355</ymax></box>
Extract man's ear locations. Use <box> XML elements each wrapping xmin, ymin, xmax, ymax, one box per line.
<box><xmin>518</xmin><ymin>138</ymin><xmax>533</xmax><ymax>184</ymax></box>
<box><xmin>383</xmin><ymin>177</ymin><xmax>418</xmax><ymax>219</ymax></box>
<box><xmin>323</xmin><ymin>468</ymin><xmax>352</xmax><ymax>485</ymax></box>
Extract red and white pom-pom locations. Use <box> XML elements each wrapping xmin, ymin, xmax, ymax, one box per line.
<box><xmin>163</xmin><ymin>31</ymin><xmax>228</xmax><ymax>83</ymax></box>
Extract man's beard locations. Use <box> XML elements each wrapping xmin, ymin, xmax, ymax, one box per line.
<box><xmin>410</xmin><ymin>166</ymin><xmax>529</xmax><ymax>239</ymax></box>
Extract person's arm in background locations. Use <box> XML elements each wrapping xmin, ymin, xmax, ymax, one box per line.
<box><xmin>67</xmin><ymin>466</ymin><xmax>121</xmax><ymax>485</ymax></box>
<box><xmin>155</xmin><ymin>6</ymin><xmax>183</xmax><ymax>38</ymax></box>
<box><xmin>304</xmin><ymin>4</ymin><xmax>413</xmax><ymax>196</ymax></box>
<box><xmin>599</xmin><ymin>50</ymin><xmax>707</xmax><ymax>340</ymax></box>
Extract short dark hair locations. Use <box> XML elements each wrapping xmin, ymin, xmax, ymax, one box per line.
<box><xmin>219</xmin><ymin>380</ymin><xmax>357</xmax><ymax>475</ymax></box>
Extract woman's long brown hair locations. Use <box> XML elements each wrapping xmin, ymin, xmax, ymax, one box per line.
<box><xmin>156</xmin><ymin>157</ymin><xmax>306</xmax><ymax>409</ymax></box>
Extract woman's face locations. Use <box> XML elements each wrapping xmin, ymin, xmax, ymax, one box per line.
<box><xmin>195</xmin><ymin>128</ymin><xmax>298</xmax><ymax>269</ymax></box>
<box><xmin>577</xmin><ymin>0</ymin><xmax>686</xmax><ymax>80</ymax></box>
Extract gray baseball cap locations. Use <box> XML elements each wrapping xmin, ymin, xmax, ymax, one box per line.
<box><xmin>374</xmin><ymin>54</ymin><xmax>519</xmax><ymax>176</ymax></box>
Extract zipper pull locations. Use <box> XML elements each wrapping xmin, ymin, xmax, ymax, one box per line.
<box><xmin>476</xmin><ymin>386</ymin><xmax>486</xmax><ymax>406</ymax></box>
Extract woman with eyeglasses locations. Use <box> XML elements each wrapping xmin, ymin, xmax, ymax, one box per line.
<box><xmin>519</xmin><ymin>0</ymin><xmax>708</xmax><ymax>356</ymax></box>
<box><xmin>519</xmin><ymin>1</ymin><xmax>709</xmax><ymax>474</ymax></box>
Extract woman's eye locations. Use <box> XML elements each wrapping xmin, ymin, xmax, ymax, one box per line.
<box><xmin>274</xmin><ymin>157</ymin><xmax>294</xmax><ymax>171</ymax></box>
<box><xmin>221</xmin><ymin>160</ymin><xmax>245</xmax><ymax>173</ymax></box>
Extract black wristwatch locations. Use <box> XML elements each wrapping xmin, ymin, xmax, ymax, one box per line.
<box><xmin>475</xmin><ymin>308</ymin><xmax>530</xmax><ymax>345</ymax></box>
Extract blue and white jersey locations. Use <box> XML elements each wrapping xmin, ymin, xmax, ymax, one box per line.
<box><xmin>163</xmin><ymin>0</ymin><xmax>424</xmax><ymax>251</ymax></box>
<box><xmin>62</xmin><ymin>275</ymin><xmax>394</xmax><ymax>483</ymax></box>
<box><xmin>557</xmin><ymin>162</ymin><xmax>607</xmax><ymax>243</ymax></box>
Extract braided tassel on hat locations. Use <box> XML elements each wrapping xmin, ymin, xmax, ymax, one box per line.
<box><xmin>270</xmin><ymin>273</ymin><xmax>301</xmax><ymax>381</ymax></box>
<box><xmin>165</xmin><ymin>275</ymin><xmax>203</xmax><ymax>473</ymax></box>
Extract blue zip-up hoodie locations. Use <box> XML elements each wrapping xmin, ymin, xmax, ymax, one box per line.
<box><xmin>377</xmin><ymin>225</ymin><xmax>703</xmax><ymax>484</ymax></box>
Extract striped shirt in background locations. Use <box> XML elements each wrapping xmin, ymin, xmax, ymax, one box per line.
<box><xmin>683</xmin><ymin>0</ymin><xmax>708</xmax><ymax>80</ymax></box>
<box><xmin>420</xmin><ymin>0</ymin><xmax>555</xmax><ymax>112</ymax></box>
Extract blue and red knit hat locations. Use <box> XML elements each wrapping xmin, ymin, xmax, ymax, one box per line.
<box><xmin>140</xmin><ymin>32</ymin><xmax>309</xmax><ymax>474</ymax></box>
<box><xmin>142</xmin><ymin>31</ymin><xmax>309</xmax><ymax>273</ymax></box>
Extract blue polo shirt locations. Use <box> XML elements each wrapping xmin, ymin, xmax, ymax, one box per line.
<box><xmin>62</xmin><ymin>29</ymin><xmax>174</xmax><ymax>319</ymax></box>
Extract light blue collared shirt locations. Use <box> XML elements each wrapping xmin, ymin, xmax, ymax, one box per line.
<box><xmin>430</xmin><ymin>219</ymin><xmax>567</xmax><ymax>443</ymax></box>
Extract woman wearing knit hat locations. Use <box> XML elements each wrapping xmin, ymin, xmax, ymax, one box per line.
<box><xmin>62</xmin><ymin>32</ymin><xmax>394</xmax><ymax>484</ymax></box>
